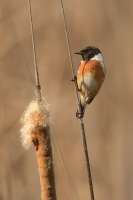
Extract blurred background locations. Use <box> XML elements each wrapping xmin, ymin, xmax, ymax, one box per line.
<box><xmin>0</xmin><ymin>0</ymin><xmax>133</xmax><ymax>199</ymax></box>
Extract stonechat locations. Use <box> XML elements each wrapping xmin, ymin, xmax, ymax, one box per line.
<box><xmin>75</xmin><ymin>46</ymin><xmax>106</xmax><ymax>118</ymax></box>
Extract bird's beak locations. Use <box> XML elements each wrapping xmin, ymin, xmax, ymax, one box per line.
<box><xmin>74</xmin><ymin>51</ymin><xmax>83</xmax><ymax>55</ymax></box>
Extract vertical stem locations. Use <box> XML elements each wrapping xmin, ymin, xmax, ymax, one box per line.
<box><xmin>27</xmin><ymin>0</ymin><xmax>42</xmax><ymax>101</ymax></box>
<box><xmin>59</xmin><ymin>0</ymin><xmax>95</xmax><ymax>199</ymax></box>
<box><xmin>59</xmin><ymin>0</ymin><xmax>81</xmax><ymax>110</ymax></box>
<box><xmin>80</xmin><ymin>120</ymin><xmax>95</xmax><ymax>200</ymax></box>
<box><xmin>27</xmin><ymin>0</ymin><xmax>56</xmax><ymax>199</ymax></box>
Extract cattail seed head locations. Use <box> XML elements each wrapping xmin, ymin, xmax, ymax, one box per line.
<box><xmin>20</xmin><ymin>99</ymin><xmax>51</xmax><ymax>149</ymax></box>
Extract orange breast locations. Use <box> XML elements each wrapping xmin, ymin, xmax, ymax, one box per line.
<box><xmin>77</xmin><ymin>60</ymin><xmax>105</xmax><ymax>85</ymax></box>
<box><xmin>77</xmin><ymin>60</ymin><xmax>105</xmax><ymax>101</ymax></box>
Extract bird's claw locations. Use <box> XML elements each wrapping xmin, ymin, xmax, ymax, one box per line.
<box><xmin>76</xmin><ymin>111</ymin><xmax>83</xmax><ymax>119</ymax></box>
<box><xmin>70</xmin><ymin>76</ymin><xmax>77</xmax><ymax>82</ymax></box>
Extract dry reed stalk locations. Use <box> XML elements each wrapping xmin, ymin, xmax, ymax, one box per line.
<box><xmin>25</xmin><ymin>1</ymin><xmax>57</xmax><ymax>199</ymax></box>
<box><xmin>20</xmin><ymin>99</ymin><xmax>57</xmax><ymax>200</ymax></box>
<box><xmin>59</xmin><ymin>0</ymin><xmax>95</xmax><ymax>199</ymax></box>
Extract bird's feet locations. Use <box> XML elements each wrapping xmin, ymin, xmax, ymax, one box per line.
<box><xmin>76</xmin><ymin>110</ymin><xmax>84</xmax><ymax>119</ymax></box>
<box><xmin>70</xmin><ymin>76</ymin><xmax>77</xmax><ymax>82</ymax></box>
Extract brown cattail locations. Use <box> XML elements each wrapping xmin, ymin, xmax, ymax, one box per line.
<box><xmin>20</xmin><ymin>99</ymin><xmax>57</xmax><ymax>200</ymax></box>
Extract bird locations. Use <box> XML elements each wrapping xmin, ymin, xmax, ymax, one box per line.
<box><xmin>75</xmin><ymin>46</ymin><xmax>106</xmax><ymax>119</ymax></box>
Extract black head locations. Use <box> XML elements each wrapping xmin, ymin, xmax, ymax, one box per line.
<box><xmin>75</xmin><ymin>46</ymin><xmax>101</xmax><ymax>61</ymax></box>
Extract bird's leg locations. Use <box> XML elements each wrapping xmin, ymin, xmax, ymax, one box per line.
<box><xmin>70</xmin><ymin>76</ymin><xmax>83</xmax><ymax>118</ymax></box>
<box><xmin>70</xmin><ymin>75</ymin><xmax>77</xmax><ymax>82</ymax></box>
<box><xmin>76</xmin><ymin>103</ymin><xmax>85</xmax><ymax>119</ymax></box>
<box><xmin>70</xmin><ymin>76</ymin><xmax>85</xmax><ymax>119</ymax></box>
<box><xmin>76</xmin><ymin>110</ymin><xmax>83</xmax><ymax>119</ymax></box>
<box><xmin>76</xmin><ymin>90</ymin><xmax>87</xmax><ymax>119</ymax></box>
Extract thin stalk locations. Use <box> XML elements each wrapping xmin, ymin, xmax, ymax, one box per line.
<box><xmin>26</xmin><ymin>1</ymin><xmax>57</xmax><ymax>199</ymax></box>
<box><xmin>59</xmin><ymin>0</ymin><xmax>95</xmax><ymax>199</ymax></box>
<box><xmin>27</xmin><ymin>0</ymin><xmax>41</xmax><ymax>100</ymax></box>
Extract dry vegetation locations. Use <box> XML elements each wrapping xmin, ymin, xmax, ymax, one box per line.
<box><xmin>20</xmin><ymin>98</ymin><xmax>56</xmax><ymax>200</ymax></box>
<box><xmin>0</xmin><ymin>0</ymin><xmax>133</xmax><ymax>200</ymax></box>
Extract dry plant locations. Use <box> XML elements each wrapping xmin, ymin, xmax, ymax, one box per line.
<box><xmin>19</xmin><ymin>1</ymin><xmax>57</xmax><ymax>199</ymax></box>
<box><xmin>20</xmin><ymin>97</ymin><xmax>57</xmax><ymax>200</ymax></box>
<box><xmin>60</xmin><ymin>0</ymin><xmax>95</xmax><ymax>199</ymax></box>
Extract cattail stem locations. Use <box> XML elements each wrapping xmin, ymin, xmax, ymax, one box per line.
<box><xmin>32</xmin><ymin>126</ymin><xmax>57</xmax><ymax>200</ymax></box>
<box><xmin>20</xmin><ymin>99</ymin><xmax>57</xmax><ymax>200</ymax></box>
<box><xmin>25</xmin><ymin>1</ymin><xmax>57</xmax><ymax>199</ymax></box>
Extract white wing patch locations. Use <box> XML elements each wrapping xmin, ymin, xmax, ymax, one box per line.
<box><xmin>91</xmin><ymin>53</ymin><xmax>106</xmax><ymax>75</ymax></box>
<box><xmin>91</xmin><ymin>53</ymin><xmax>103</xmax><ymax>61</ymax></box>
